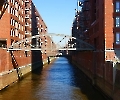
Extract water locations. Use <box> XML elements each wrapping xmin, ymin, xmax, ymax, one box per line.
<box><xmin>0</xmin><ymin>57</ymin><xmax>107</xmax><ymax>100</ymax></box>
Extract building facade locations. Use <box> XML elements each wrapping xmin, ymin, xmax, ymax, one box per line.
<box><xmin>0</xmin><ymin>0</ymin><xmax>52</xmax><ymax>90</ymax></box>
<box><xmin>72</xmin><ymin>0</ymin><xmax>120</xmax><ymax>99</ymax></box>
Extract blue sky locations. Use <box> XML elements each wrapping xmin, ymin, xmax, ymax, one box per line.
<box><xmin>32</xmin><ymin>0</ymin><xmax>77</xmax><ymax>36</ymax></box>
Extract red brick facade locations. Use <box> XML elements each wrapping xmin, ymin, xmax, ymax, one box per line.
<box><xmin>0</xmin><ymin>0</ymin><xmax>51</xmax><ymax>73</ymax></box>
<box><xmin>72</xmin><ymin>0</ymin><xmax>120</xmax><ymax>99</ymax></box>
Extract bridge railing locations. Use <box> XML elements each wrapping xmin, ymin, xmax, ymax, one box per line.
<box><xmin>7</xmin><ymin>33</ymin><xmax>95</xmax><ymax>54</ymax></box>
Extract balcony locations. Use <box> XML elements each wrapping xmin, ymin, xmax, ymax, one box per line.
<box><xmin>25</xmin><ymin>0</ymin><xmax>29</xmax><ymax>3</ymax></box>
<box><xmin>25</xmin><ymin>15</ymin><xmax>29</xmax><ymax>19</ymax></box>
<box><xmin>25</xmin><ymin>32</ymin><xmax>29</xmax><ymax>35</ymax></box>
<box><xmin>25</xmin><ymin>8</ymin><xmax>30</xmax><ymax>11</ymax></box>
<box><xmin>25</xmin><ymin>23</ymin><xmax>29</xmax><ymax>26</ymax></box>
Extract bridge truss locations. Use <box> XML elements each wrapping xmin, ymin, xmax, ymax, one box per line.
<box><xmin>7</xmin><ymin>33</ymin><xmax>95</xmax><ymax>56</ymax></box>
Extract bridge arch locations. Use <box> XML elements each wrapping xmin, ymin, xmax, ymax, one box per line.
<box><xmin>8</xmin><ymin>33</ymin><xmax>95</xmax><ymax>54</ymax></box>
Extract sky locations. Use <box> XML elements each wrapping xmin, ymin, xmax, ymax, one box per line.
<box><xmin>32</xmin><ymin>0</ymin><xmax>77</xmax><ymax>36</ymax></box>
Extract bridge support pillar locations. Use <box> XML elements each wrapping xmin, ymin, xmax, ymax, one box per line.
<box><xmin>47</xmin><ymin>57</ymin><xmax>50</xmax><ymax>64</ymax></box>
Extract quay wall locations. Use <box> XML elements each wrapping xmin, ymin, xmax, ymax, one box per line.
<box><xmin>0</xmin><ymin>49</ymin><xmax>55</xmax><ymax>90</ymax></box>
<box><xmin>71</xmin><ymin>51</ymin><xmax>120</xmax><ymax>100</ymax></box>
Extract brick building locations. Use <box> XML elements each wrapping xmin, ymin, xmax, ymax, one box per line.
<box><xmin>72</xmin><ymin>0</ymin><xmax>120</xmax><ymax>99</ymax></box>
<box><xmin>0</xmin><ymin>0</ymin><xmax>52</xmax><ymax>90</ymax></box>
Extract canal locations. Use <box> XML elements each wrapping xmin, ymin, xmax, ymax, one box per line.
<box><xmin>0</xmin><ymin>57</ymin><xmax>108</xmax><ymax>100</ymax></box>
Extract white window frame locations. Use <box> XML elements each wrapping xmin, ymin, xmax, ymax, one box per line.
<box><xmin>116</xmin><ymin>1</ymin><xmax>120</xmax><ymax>12</ymax></box>
<box><xmin>116</xmin><ymin>32</ymin><xmax>120</xmax><ymax>44</ymax></box>
<box><xmin>116</xmin><ymin>17</ymin><xmax>120</xmax><ymax>27</ymax></box>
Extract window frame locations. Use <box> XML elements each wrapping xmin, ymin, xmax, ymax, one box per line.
<box><xmin>116</xmin><ymin>32</ymin><xmax>120</xmax><ymax>44</ymax></box>
<box><xmin>116</xmin><ymin>16</ymin><xmax>120</xmax><ymax>27</ymax></box>
<box><xmin>116</xmin><ymin>1</ymin><xmax>120</xmax><ymax>12</ymax></box>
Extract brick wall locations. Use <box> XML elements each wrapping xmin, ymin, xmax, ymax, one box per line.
<box><xmin>0</xmin><ymin>8</ymin><xmax>10</xmax><ymax>46</ymax></box>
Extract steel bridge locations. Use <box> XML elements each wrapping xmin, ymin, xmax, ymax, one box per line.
<box><xmin>0</xmin><ymin>1</ymin><xmax>95</xmax><ymax>56</ymax></box>
<box><xmin>7</xmin><ymin>33</ymin><xmax>95</xmax><ymax>56</ymax></box>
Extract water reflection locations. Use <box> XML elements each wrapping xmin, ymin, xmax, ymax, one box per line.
<box><xmin>0</xmin><ymin>57</ymin><xmax>107</xmax><ymax>100</ymax></box>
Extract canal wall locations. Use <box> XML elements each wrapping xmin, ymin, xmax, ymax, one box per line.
<box><xmin>70</xmin><ymin>51</ymin><xmax>120</xmax><ymax>100</ymax></box>
<box><xmin>113</xmin><ymin>64</ymin><xmax>120</xmax><ymax>100</ymax></box>
<box><xmin>0</xmin><ymin>55</ymin><xmax>55</xmax><ymax>90</ymax></box>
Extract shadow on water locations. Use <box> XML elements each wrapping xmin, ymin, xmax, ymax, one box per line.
<box><xmin>69</xmin><ymin>61</ymin><xmax>110</xmax><ymax>100</ymax></box>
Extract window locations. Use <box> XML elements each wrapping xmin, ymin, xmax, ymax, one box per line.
<box><xmin>22</xmin><ymin>35</ymin><xmax>24</xmax><ymax>39</ymax></box>
<box><xmin>116</xmin><ymin>32</ymin><xmax>120</xmax><ymax>44</ymax></box>
<box><xmin>22</xmin><ymin>0</ymin><xmax>24</xmax><ymax>5</ymax></box>
<box><xmin>10</xmin><ymin>7</ymin><xmax>12</xmax><ymax>14</ymax></box>
<box><xmin>25</xmin><ymin>10</ymin><xmax>28</xmax><ymax>14</ymax></box>
<box><xmin>15</xmin><ymin>2</ymin><xmax>18</xmax><ymax>9</ymax></box>
<box><xmin>18</xmin><ymin>23</ymin><xmax>20</xmax><ymax>29</ymax></box>
<box><xmin>116</xmin><ymin>17</ymin><xmax>120</xmax><ymax>27</ymax></box>
<box><xmin>22</xmin><ymin>26</ymin><xmax>23</xmax><ymax>31</ymax></box>
<box><xmin>22</xmin><ymin>17</ymin><xmax>24</xmax><ymax>22</ymax></box>
<box><xmin>22</xmin><ymin>8</ymin><xmax>24</xmax><ymax>14</ymax></box>
<box><xmin>15</xmin><ymin>10</ymin><xmax>18</xmax><ymax>17</ymax></box>
<box><xmin>13</xmin><ymin>30</ymin><xmax>15</xmax><ymax>37</ymax></box>
<box><xmin>13</xmin><ymin>19</ymin><xmax>14</xmax><ymax>26</ymax></box>
<box><xmin>18</xmin><ymin>5</ymin><xmax>20</xmax><ymax>10</ymax></box>
<box><xmin>116</xmin><ymin>1</ymin><xmax>120</xmax><ymax>12</ymax></box>
<box><xmin>0</xmin><ymin>40</ymin><xmax>7</xmax><ymax>48</ymax></box>
<box><xmin>15</xmin><ymin>21</ymin><xmax>18</xmax><ymax>28</ymax></box>
<box><xmin>13</xmin><ymin>0</ymin><xmax>15</xmax><ymax>5</ymax></box>
<box><xmin>18</xmin><ymin>15</ymin><xmax>20</xmax><ymax>20</ymax></box>
<box><xmin>15</xmin><ymin>29</ymin><xmax>18</xmax><ymax>37</ymax></box>
<box><xmin>41</xmin><ymin>29</ymin><xmax>42</xmax><ymax>32</ymax></box>
<box><xmin>12</xmin><ymin>8</ymin><xmax>15</xmax><ymax>15</ymax></box>
<box><xmin>18</xmin><ymin>33</ymin><xmax>21</xmax><ymax>39</ymax></box>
